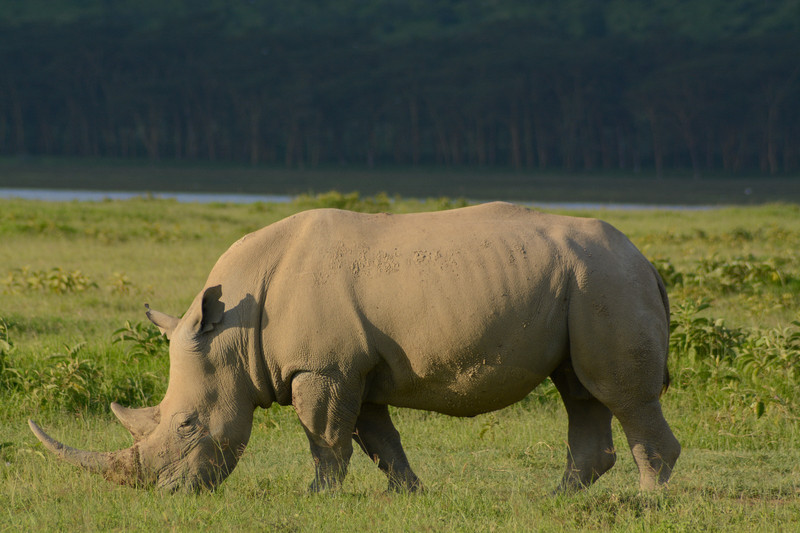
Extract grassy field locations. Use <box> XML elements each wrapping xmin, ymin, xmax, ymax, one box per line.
<box><xmin>4</xmin><ymin>157</ymin><xmax>800</xmax><ymax>205</ymax></box>
<box><xmin>2</xmin><ymin>193</ymin><xmax>800</xmax><ymax>531</ymax></box>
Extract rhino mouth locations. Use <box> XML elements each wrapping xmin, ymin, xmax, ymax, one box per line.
<box><xmin>157</xmin><ymin>473</ymin><xmax>201</xmax><ymax>493</ymax></box>
<box><xmin>154</xmin><ymin>434</ymin><xmax>238</xmax><ymax>492</ymax></box>
<box><xmin>157</xmin><ymin>470</ymin><xmax>225</xmax><ymax>493</ymax></box>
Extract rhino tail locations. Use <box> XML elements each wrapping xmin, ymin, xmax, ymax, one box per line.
<box><xmin>652</xmin><ymin>262</ymin><xmax>671</xmax><ymax>395</ymax></box>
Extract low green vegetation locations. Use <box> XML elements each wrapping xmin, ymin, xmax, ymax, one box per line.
<box><xmin>2</xmin><ymin>193</ymin><xmax>800</xmax><ymax>530</ymax></box>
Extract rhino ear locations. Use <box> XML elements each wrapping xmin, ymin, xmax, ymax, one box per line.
<box><xmin>111</xmin><ymin>402</ymin><xmax>160</xmax><ymax>442</ymax></box>
<box><xmin>145</xmin><ymin>304</ymin><xmax>180</xmax><ymax>339</ymax></box>
<box><xmin>189</xmin><ymin>284</ymin><xmax>224</xmax><ymax>335</ymax></box>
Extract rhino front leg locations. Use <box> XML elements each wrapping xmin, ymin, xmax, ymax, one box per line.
<box><xmin>550</xmin><ymin>363</ymin><xmax>616</xmax><ymax>491</ymax></box>
<box><xmin>353</xmin><ymin>403</ymin><xmax>421</xmax><ymax>492</ymax></box>
<box><xmin>301</xmin><ymin>426</ymin><xmax>353</xmax><ymax>492</ymax></box>
<box><xmin>292</xmin><ymin>372</ymin><xmax>360</xmax><ymax>492</ymax></box>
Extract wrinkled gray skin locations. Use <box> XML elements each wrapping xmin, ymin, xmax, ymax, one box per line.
<box><xmin>30</xmin><ymin>202</ymin><xmax>680</xmax><ymax>493</ymax></box>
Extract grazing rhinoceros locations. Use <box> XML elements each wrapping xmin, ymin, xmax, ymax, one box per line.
<box><xmin>29</xmin><ymin>202</ymin><xmax>679</xmax><ymax>492</ymax></box>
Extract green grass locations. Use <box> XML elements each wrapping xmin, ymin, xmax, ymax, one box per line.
<box><xmin>2</xmin><ymin>194</ymin><xmax>800</xmax><ymax>530</ymax></box>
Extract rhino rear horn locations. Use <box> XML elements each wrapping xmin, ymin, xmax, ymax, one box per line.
<box><xmin>110</xmin><ymin>402</ymin><xmax>160</xmax><ymax>442</ymax></box>
<box><xmin>145</xmin><ymin>304</ymin><xmax>180</xmax><ymax>338</ymax></box>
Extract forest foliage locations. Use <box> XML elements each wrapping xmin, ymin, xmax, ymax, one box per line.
<box><xmin>1</xmin><ymin>1</ymin><xmax>799</xmax><ymax>176</ymax></box>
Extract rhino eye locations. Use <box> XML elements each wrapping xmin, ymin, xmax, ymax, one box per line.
<box><xmin>176</xmin><ymin>414</ymin><xmax>198</xmax><ymax>435</ymax></box>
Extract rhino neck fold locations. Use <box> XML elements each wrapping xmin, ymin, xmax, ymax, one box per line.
<box><xmin>247</xmin><ymin>286</ymin><xmax>279</xmax><ymax>408</ymax></box>
<box><xmin>248</xmin><ymin>352</ymin><xmax>278</xmax><ymax>408</ymax></box>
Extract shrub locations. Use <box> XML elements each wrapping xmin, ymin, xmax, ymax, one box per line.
<box><xmin>735</xmin><ymin>321</ymin><xmax>800</xmax><ymax>387</ymax></box>
<box><xmin>112</xmin><ymin>321</ymin><xmax>169</xmax><ymax>359</ymax></box>
<box><xmin>0</xmin><ymin>318</ymin><xmax>23</xmax><ymax>391</ymax></box>
<box><xmin>110</xmin><ymin>321</ymin><xmax>169</xmax><ymax>406</ymax></box>
<box><xmin>693</xmin><ymin>255</ymin><xmax>791</xmax><ymax>294</ymax></box>
<box><xmin>669</xmin><ymin>298</ymin><xmax>800</xmax><ymax>422</ymax></box>
<box><xmin>108</xmin><ymin>272</ymin><xmax>134</xmax><ymax>295</ymax></box>
<box><xmin>291</xmin><ymin>190</ymin><xmax>469</xmax><ymax>213</ymax></box>
<box><xmin>650</xmin><ymin>258</ymin><xmax>684</xmax><ymax>288</ymax></box>
<box><xmin>291</xmin><ymin>191</ymin><xmax>392</xmax><ymax>213</ymax></box>
<box><xmin>26</xmin><ymin>343</ymin><xmax>104</xmax><ymax>411</ymax></box>
<box><xmin>108</xmin><ymin>372</ymin><xmax>165</xmax><ymax>408</ymax></box>
<box><xmin>2</xmin><ymin>267</ymin><xmax>97</xmax><ymax>293</ymax></box>
<box><xmin>431</xmin><ymin>196</ymin><xmax>469</xmax><ymax>210</ymax></box>
<box><xmin>669</xmin><ymin>298</ymin><xmax>744</xmax><ymax>364</ymax></box>
<box><xmin>20</xmin><ymin>339</ymin><xmax>166</xmax><ymax>412</ymax></box>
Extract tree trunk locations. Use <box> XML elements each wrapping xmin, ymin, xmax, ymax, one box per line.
<box><xmin>475</xmin><ymin>119</ymin><xmax>486</xmax><ymax>166</ymax></box>
<box><xmin>249</xmin><ymin>106</ymin><xmax>261</xmax><ymax>165</ymax></box>
<box><xmin>534</xmin><ymin>114</ymin><xmax>549</xmax><ymax>170</ymax></box>
<box><xmin>523</xmin><ymin>112</ymin><xmax>535</xmax><ymax>168</ymax></box>
<box><xmin>647</xmin><ymin>107</ymin><xmax>663</xmax><ymax>179</ymax></box>
<box><xmin>509</xmin><ymin>117</ymin><xmax>522</xmax><ymax>169</ymax></box>
<box><xmin>12</xmin><ymin>95</ymin><xmax>26</xmax><ymax>154</ymax></box>
<box><xmin>409</xmin><ymin>97</ymin><xmax>420</xmax><ymax>166</ymax></box>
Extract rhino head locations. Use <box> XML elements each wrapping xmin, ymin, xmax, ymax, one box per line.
<box><xmin>29</xmin><ymin>285</ymin><xmax>257</xmax><ymax>492</ymax></box>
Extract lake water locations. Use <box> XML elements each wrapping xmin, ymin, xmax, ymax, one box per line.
<box><xmin>0</xmin><ymin>188</ymin><xmax>713</xmax><ymax>211</ymax></box>
<box><xmin>0</xmin><ymin>188</ymin><xmax>293</xmax><ymax>204</ymax></box>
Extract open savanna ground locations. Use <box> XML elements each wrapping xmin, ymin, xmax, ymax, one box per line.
<box><xmin>1</xmin><ymin>193</ymin><xmax>800</xmax><ymax>531</ymax></box>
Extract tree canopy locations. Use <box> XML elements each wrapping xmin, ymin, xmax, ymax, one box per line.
<box><xmin>1</xmin><ymin>0</ymin><xmax>799</xmax><ymax>176</ymax></box>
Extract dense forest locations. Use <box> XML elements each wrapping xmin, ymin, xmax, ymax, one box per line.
<box><xmin>1</xmin><ymin>1</ymin><xmax>799</xmax><ymax>176</ymax></box>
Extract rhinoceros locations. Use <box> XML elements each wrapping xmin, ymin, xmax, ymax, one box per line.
<box><xmin>29</xmin><ymin>201</ymin><xmax>679</xmax><ymax>492</ymax></box>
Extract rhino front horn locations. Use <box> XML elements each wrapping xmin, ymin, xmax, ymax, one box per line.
<box><xmin>28</xmin><ymin>420</ymin><xmax>143</xmax><ymax>486</ymax></box>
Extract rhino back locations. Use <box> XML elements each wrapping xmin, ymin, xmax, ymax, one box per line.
<box><xmin>235</xmin><ymin>202</ymin><xmax>649</xmax><ymax>416</ymax></box>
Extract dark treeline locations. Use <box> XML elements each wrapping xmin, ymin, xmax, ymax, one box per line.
<box><xmin>1</xmin><ymin>1</ymin><xmax>799</xmax><ymax>176</ymax></box>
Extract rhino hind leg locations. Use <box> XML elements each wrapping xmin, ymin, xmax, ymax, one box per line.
<box><xmin>352</xmin><ymin>403</ymin><xmax>421</xmax><ymax>492</ymax></box>
<box><xmin>565</xmin><ymin>276</ymin><xmax>680</xmax><ymax>490</ymax></box>
<box><xmin>550</xmin><ymin>363</ymin><xmax>616</xmax><ymax>491</ymax></box>
<box><xmin>566</xmin><ymin>359</ymin><xmax>680</xmax><ymax>490</ymax></box>
<box><xmin>613</xmin><ymin>400</ymin><xmax>680</xmax><ymax>490</ymax></box>
<box><xmin>569</xmin><ymin>344</ymin><xmax>681</xmax><ymax>490</ymax></box>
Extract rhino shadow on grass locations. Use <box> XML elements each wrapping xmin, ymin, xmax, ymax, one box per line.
<box><xmin>29</xmin><ymin>202</ymin><xmax>681</xmax><ymax>493</ymax></box>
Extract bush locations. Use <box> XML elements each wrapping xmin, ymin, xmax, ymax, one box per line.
<box><xmin>112</xmin><ymin>321</ymin><xmax>169</xmax><ymax>359</ymax></box>
<box><xmin>669</xmin><ymin>298</ymin><xmax>800</xmax><ymax>422</ymax></box>
<box><xmin>2</xmin><ymin>267</ymin><xmax>97</xmax><ymax>294</ymax></box>
<box><xmin>693</xmin><ymin>255</ymin><xmax>791</xmax><ymax>294</ymax></box>
<box><xmin>291</xmin><ymin>191</ymin><xmax>392</xmax><ymax>213</ymax></box>
<box><xmin>647</xmin><ymin>255</ymin><xmax>796</xmax><ymax>297</ymax></box>
<box><xmin>0</xmin><ymin>318</ymin><xmax>23</xmax><ymax>391</ymax></box>
<box><xmin>1</xmin><ymin>320</ymin><xmax>168</xmax><ymax>412</ymax></box>
<box><xmin>735</xmin><ymin>321</ymin><xmax>800</xmax><ymax>387</ymax></box>
<box><xmin>670</xmin><ymin>299</ymin><xmax>743</xmax><ymax>364</ymax></box>
<box><xmin>26</xmin><ymin>343</ymin><xmax>103</xmax><ymax>411</ymax></box>
<box><xmin>291</xmin><ymin>190</ymin><xmax>469</xmax><ymax>213</ymax></box>
<box><xmin>650</xmin><ymin>258</ymin><xmax>684</xmax><ymax>288</ymax></box>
